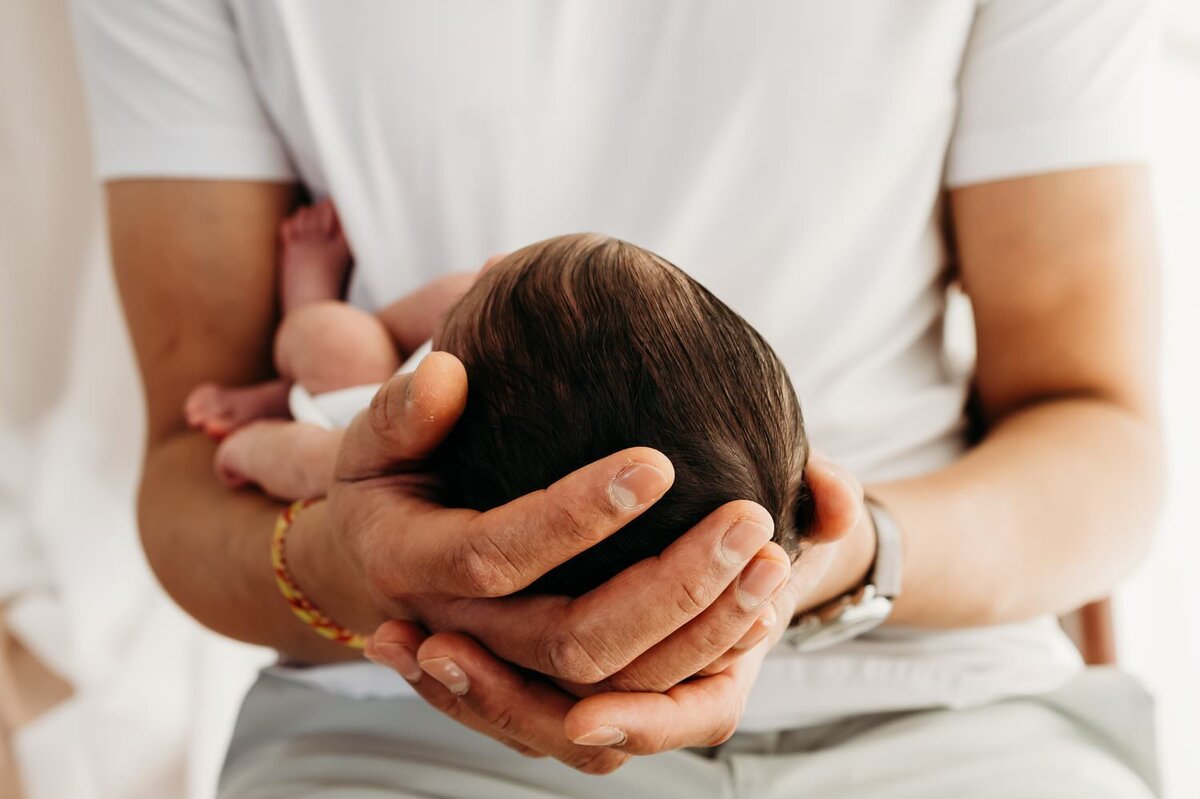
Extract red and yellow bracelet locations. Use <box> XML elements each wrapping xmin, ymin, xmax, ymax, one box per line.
<box><xmin>271</xmin><ymin>498</ymin><xmax>367</xmax><ymax>650</ymax></box>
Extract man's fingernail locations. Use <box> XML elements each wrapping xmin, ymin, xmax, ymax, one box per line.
<box><xmin>373</xmin><ymin>642</ymin><xmax>423</xmax><ymax>683</ymax></box>
<box><xmin>420</xmin><ymin>656</ymin><xmax>470</xmax><ymax>695</ymax></box>
<box><xmin>736</xmin><ymin>559</ymin><xmax>790</xmax><ymax>610</ymax></box>
<box><xmin>721</xmin><ymin>519</ymin><xmax>773</xmax><ymax>564</ymax></box>
<box><xmin>572</xmin><ymin>726</ymin><xmax>627</xmax><ymax>747</ymax></box>
<box><xmin>734</xmin><ymin>605</ymin><xmax>778</xmax><ymax>650</ymax></box>
<box><xmin>609</xmin><ymin>463</ymin><xmax>670</xmax><ymax>509</ymax></box>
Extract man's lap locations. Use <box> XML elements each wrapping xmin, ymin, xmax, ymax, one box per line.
<box><xmin>218</xmin><ymin>667</ymin><xmax>1157</xmax><ymax>799</ymax></box>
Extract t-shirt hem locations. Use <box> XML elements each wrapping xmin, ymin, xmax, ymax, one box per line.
<box><xmin>92</xmin><ymin>127</ymin><xmax>298</xmax><ymax>182</ymax></box>
<box><xmin>944</xmin><ymin>117</ymin><xmax>1147</xmax><ymax>188</ymax></box>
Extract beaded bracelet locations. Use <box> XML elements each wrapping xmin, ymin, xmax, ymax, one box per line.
<box><xmin>271</xmin><ymin>498</ymin><xmax>366</xmax><ymax>650</ymax></box>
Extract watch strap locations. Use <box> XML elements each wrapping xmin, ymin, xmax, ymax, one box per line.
<box><xmin>864</xmin><ymin>496</ymin><xmax>902</xmax><ymax>599</ymax></box>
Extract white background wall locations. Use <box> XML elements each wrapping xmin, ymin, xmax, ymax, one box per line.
<box><xmin>1116</xmin><ymin>2</ymin><xmax>1200</xmax><ymax>794</ymax></box>
<box><xmin>0</xmin><ymin>1</ymin><xmax>1197</xmax><ymax>797</ymax></box>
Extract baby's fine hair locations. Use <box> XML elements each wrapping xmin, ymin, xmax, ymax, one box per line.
<box><xmin>434</xmin><ymin>233</ymin><xmax>812</xmax><ymax>595</ymax></box>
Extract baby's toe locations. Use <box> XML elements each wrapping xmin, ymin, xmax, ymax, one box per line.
<box><xmin>184</xmin><ymin>383</ymin><xmax>217</xmax><ymax>421</ymax></box>
<box><xmin>313</xmin><ymin>199</ymin><xmax>335</xmax><ymax>234</ymax></box>
<box><xmin>216</xmin><ymin>460</ymin><xmax>249</xmax><ymax>488</ymax></box>
<box><xmin>299</xmin><ymin>206</ymin><xmax>321</xmax><ymax>235</ymax></box>
<box><xmin>279</xmin><ymin>215</ymin><xmax>296</xmax><ymax>241</ymax></box>
<box><xmin>201</xmin><ymin>418</ymin><xmax>234</xmax><ymax>441</ymax></box>
<box><xmin>185</xmin><ymin>383</ymin><xmax>238</xmax><ymax>439</ymax></box>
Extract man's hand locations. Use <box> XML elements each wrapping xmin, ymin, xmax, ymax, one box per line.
<box><xmin>367</xmin><ymin>622</ymin><xmax>775</xmax><ymax>774</ymax></box>
<box><xmin>359</xmin><ymin>447</ymin><xmax>874</xmax><ymax>772</ymax></box>
<box><xmin>286</xmin><ymin>348</ymin><xmax>793</xmax><ymax>678</ymax></box>
<box><xmin>697</xmin><ymin>450</ymin><xmax>877</xmax><ymax>676</ymax></box>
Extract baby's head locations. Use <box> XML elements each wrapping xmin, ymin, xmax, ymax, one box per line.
<box><xmin>433</xmin><ymin>233</ymin><xmax>813</xmax><ymax>595</ymax></box>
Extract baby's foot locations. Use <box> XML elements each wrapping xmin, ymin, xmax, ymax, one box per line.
<box><xmin>279</xmin><ymin>199</ymin><xmax>352</xmax><ymax>312</ymax></box>
<box><xmin>184</xmin><ymin>380</ymin><xmax>291</xmax><ymax>440</ymax></box>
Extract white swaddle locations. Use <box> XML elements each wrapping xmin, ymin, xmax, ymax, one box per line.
<box><xmin>288</xmin><ymin>340</ymin><xmax>433</xmax><ymax>430</ymax></box>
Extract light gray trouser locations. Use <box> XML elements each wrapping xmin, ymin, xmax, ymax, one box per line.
<box><xmin>219</xmin><ymin>667</ymin><xmax>1158</xmax><ymax>799</ymax></box>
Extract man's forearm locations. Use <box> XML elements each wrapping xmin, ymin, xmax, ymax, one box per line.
<box><xmin>139</xmin><ymin>430</ymin><xmax>360</xmax><ymax>663</ymax></box>
<box><xmin>868</xmin><ymin>396</ymin><xmax>1163</xmax><ymax>627</ymax></box>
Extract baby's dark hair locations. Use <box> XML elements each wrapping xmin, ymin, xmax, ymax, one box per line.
<box><xmin>433</xmin><ymin>233</ymin><xmax>813</xmax><ymax>595</ymax></box>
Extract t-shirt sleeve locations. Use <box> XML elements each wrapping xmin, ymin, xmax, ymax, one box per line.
<box><xmin>944</xmin><ymin>0</ymin><xmax>1157</xmax><ymax>188</ymax></box>
<box><xmin>70</xmin><ymin>0</ymin><xmax>297</xmax><ymax>182</ymax></box>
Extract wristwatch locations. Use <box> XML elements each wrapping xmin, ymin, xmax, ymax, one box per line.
<box><xmin>781</xmin><ymin>496</ymin><xmax>903</xmax><ymax>652</ymax></box>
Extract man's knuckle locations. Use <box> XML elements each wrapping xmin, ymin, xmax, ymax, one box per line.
<box><xmin>707</xmin><ymin>718</ymin><xmax>737</xmax><ymax>747</ymax></box>
<box><xmin>705</xmin><ymin>700</ymin><xmax>746</xmax><ymax>747</ymax></box>
<box><xmin>549</xmin><ymin>500</ymin><xmax>596</xmax><ymax>545</ymax></box>
<box><xmin>513</xmin><ymin>745</ymin><xmax>546</xmax><ymax>759</ymax></box>
<box><xmin>573</xmin><ymin>748</ymin><xmax>627</xmax><ymax>775</ymax></box>
<box><xmin>606</xmin><ymin>665</ymin><xmax>670</xmax><ymax>694</ymax></box>
<box><xmin>426</xmin><ymin>691</ymin><xmax>464</xmax><ymax>717</ymax></box>
<box><xmin>461</xmin><ymin>552</ymin><xmax>505</xmax><ymax>596</ymax></box>
<box><xmin>544</xmin><ymin>629</ymin><xmax>609</xmax><ymax>684</ymax></box>
<box><xmin>482</xmin><ymin>704</ymin><xmax>520</xmax><ymax>737</ymax></box>
<box><xmin>604</xmin><ymin>671</ymin><xmax>646</xmax><ymax>693</ymax></box>
<box><xmin>649</xmin><ymin>726</ymin><xmax>673</xmax><ymax>754</ymax></box>
<box><xmin>697</xmin><ymin>620</ymin><xmax>736</xmax><ymax>654</ymax></box>
<box><xmin>700</xmin><ymin>655</ymin><xmax>732</xmax><ymax>676</ymax></box>
<box><xmin>367</xmin><ymin>383</ymin><xmax>404</xmax><ymax>441</ymax></box>
<box><xmin>455</xmin><ymin>539</ymin><xmax>518</xmax><ymax>597</ymax></box>
<box><xmin>672</xmin><ymin>578</ymin><xmax>712</xmax><ymax>618</ymax></box>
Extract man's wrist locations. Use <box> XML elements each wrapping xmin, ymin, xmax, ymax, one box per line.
<box><xmin>285</xmin><ymin>499</ymin><xmax>388</xmax><ymax>636</ymax></box>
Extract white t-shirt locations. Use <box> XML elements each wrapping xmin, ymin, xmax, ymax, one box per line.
<box><xmin>73</xmin><ymin>0</ymin><xmax>1153</xmax><ymax>730</ymax></box>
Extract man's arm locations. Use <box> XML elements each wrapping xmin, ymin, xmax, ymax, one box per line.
<box><xmin>838</xmin><ymin>165</ymin><xmax>1163</xmax><ymax>626</ymax></box>
<box><xmin>107</xmin><ymin>179</ymin><xmax>357</xmax><ymax>661</ymax></box>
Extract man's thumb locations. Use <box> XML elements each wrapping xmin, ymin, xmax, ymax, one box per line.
<box><xmin>335</xmin><ymin>351</ymin><xmax>468</xmax><ymax>481</ymax></box>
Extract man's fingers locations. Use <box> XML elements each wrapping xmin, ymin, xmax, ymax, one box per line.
<box><xmin>412</xmin><ymin>632</ymin><xmax>630</xmax><ymax>775</ymax></box>
<box><xmin>365</xmin><ymin>619</ymin><xmax>427</xmax><ymax>682</ymax></box>
<box><xmin>604</xmin><ymin>546</ymin><xmax>789</xmax><ymax>691</ymax></box>
<box><xmin>538</xmin><ymin>501</ymin><xmax>778</xmax><ymax>683</ymax></box>
<box><xmin>696</xmin><ymin>605</ymin><xmax>777</xmax><ymax>677</ymax></box>
<box><xmin>427</xmin><ymin>500</ymin><xmax>778</xmax><ymax>683</ymax></box>
<box><xmin>214</xmin><ymin>420</ymin><xmax>342</xmax><ymax>500</ymax></box>
<box><xmin>563</xmin><ymin>642</ymin><xmax>769</xmax><ymax>755</ymax></box>
<box><xmin>366</xmin><ymin>622</ymin><xmax>546</xmax><ymax>760</ymax></box>
<box><xmin>348</xmin><ymin>445</ymin><xmax>674</xmax><ymax>599</ymax></box>
<box><xmin>419</xmin><ymin>447</ymin><xmax>673</xmax><ymax>599</ymax></box>
<box><xmin>335</xmin><ymin>351</ymin><xmax>467</xmax><ymax>481</ymax></box>
<box><xmin>698</xmin><ymin>534</ymin><xmax>845</xmax><ymax>677</ymax></box>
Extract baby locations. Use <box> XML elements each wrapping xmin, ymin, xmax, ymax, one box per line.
<box><xmin>186</xmin><ymin>202</ymin><xmax>814</xmax><ymax>595</ymax></box>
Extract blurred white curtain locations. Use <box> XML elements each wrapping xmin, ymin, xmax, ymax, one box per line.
<box><xmin>0</xmin><ymin>2</ymin><xmax>271</xmax><ymax>798</ymax></box>
<box><xmin>1115</xmin><ymin>3</ymin><xmax>1200</xmax><ymax>798</ymax></box>
<box><xmin>0</xmin><ymin>0</ymin><xmax>1196</xmax><ymax>797</ymax></box>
